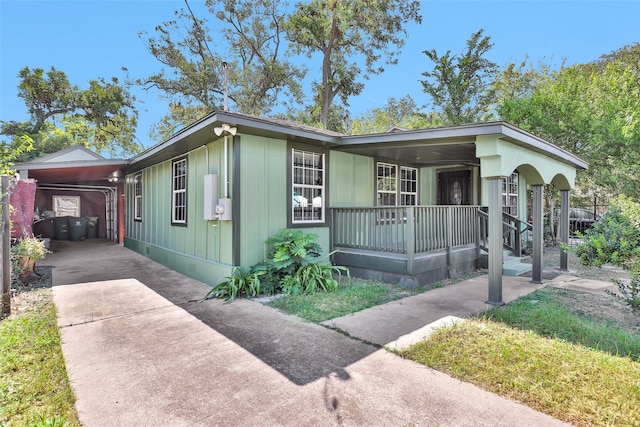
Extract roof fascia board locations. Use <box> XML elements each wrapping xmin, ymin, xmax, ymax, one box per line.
<box><xmin>130</xmin><ymin>111</ymin><xmax>342</xmax><ymax>167</ymax></box>
<box><xmin>15</xmin><ymin>159</ymin><xmax>128</xmax><ymax>171</ymax></box>
<box><xmin>339</xmin><ymin>122</ymin><xmax>506</xmax><ymax>146</ymax></box>
<box><xmin>498</xmin><ymin>123</ymin><xmax>588</xmax><ymax>170</ymax></box>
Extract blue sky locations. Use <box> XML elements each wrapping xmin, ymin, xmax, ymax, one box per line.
<box><xmin>1</xmin><ymin>0</ymin><xmax>639</xmax><ymax>150</ymax></box>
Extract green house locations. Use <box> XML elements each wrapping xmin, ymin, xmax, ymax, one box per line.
<box><xmin>122</xmin><ymin>111</ymin><xmax>587</xmax><ymax>305</ymax></box>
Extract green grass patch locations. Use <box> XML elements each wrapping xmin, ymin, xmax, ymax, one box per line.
<box><xmin>267</xmin><ymin>278</ymin><xmax>416</xmax><ymax>323</ymax></box>
<box><xmin>0</xmin><ymin>290</ymin><xmax>79</xmax><ymax>426</ymax></box>
<box><xmin>397</xmin><ymin>320</ymin><xmax>640</xmax><ymax>427</ymax></box>
<box><xmin>483</xmin><ymin>287</ymin><xmax>640</xmax><ymax>360</ymax></box>
<box><xmin>266</xmin><ymin>274</ymin><xmax>479</xmax><ymax>323</ymax></box>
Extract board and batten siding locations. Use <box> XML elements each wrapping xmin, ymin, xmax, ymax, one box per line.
<box><xmin>238</xmin><ymin>135</ymin><xmax>331</xmax><ymax>267</ymax></box>
<box><xmin>124</xmin><ymin>138</ymin><xmax>234</xmax><ymax>285</ymax></box>
<box><xmin>329</xmin><ymin>151</ymin><xmax>374</xmax><ymax>207</ymax></box>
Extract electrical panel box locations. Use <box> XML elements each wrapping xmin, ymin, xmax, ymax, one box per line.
<box><xmin>217</xmin><ymin>198</ymin><xmax>232</xmax><ymax>221</ymax></box>
<box><xmin>203</xmin><ymin>174</ymin><xmax>218</xmax><ymax>220</ymax></box>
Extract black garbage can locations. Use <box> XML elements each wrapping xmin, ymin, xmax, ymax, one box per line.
<box><xmin>86</xmin><ymin>217</ymin><xmax>98</xmax><ymax>239</ymax></box>
<box><xmin>69</xmin><ymin>217</ymin><xmax>88</xmax><ymax>241</ymax></box>
<box><xmin>53</xmin><ymin>217</ymin><xmax>70</xmax><ymax>240</ymax></box>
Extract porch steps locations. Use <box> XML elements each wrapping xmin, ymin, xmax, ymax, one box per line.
<box><xmin>479</xmin><ymin>249</ymin><xmax>533</xmax><ymax>277</ymax></box>
<box><xmin>502</xmin><ymin>255</ymin><xmax>533</xmax><ymax>277</ymax></box>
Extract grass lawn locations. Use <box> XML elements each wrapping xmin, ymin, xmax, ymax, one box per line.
<box><xmin>266</xmin><ymin>274</ymin><xmax>478</xmax><ymax>323</ymax></box>
<box><xmin>268</xmin><ymin>266</ymin><xmax>640</xmax><ymax>427</ymax></box>
<box><xmin>396</xmin><ymin>286</ymin><xmax>640</xmax><ymax>427</ymax></box>
<box><xmin>0</xmin><ymin>288</ymin><xmax>80</xmax><ymax>427</ymax></box>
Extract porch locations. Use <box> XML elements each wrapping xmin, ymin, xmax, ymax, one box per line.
<box><xmin>330</xmin><ymin>205</ymin><xmax>531</xmax><ymax>288</ymax></box>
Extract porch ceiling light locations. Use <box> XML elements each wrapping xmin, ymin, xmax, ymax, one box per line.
<box><xmin>214</xmin><ymin>123</ymin><xmax>237</xmax><ymax>137</ymax></box>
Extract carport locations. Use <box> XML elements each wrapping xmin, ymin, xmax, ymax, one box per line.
<box><xmin>14</xmin><ymin>146</ymin><xmax>127</xmax><ymax>242</ymax></box>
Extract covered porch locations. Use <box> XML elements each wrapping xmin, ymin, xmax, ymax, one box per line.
<box><xmin>330</xmin><ymin>122</ymin><xmax>588</xmax><ymax>305</ymax></box>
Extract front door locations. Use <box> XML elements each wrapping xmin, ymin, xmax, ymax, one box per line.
<box><xmin>438</xmin><ymin>170</ymin><xmax>471</xmax><ymax>205</ymax></box>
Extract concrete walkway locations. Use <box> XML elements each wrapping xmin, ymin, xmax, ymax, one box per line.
<box><xmin>48</xmin><ymin>240</ymin><xmax>573</xmax><ymax>426</ymax></box>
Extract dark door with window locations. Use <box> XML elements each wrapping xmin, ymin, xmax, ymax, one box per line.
<box><xmin>438</xmin><ymin>170</ymin><xmax>471</xmax><ymax>205</ymax></box>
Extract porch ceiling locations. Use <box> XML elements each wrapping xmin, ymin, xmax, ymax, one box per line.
<box><xmin>333</xmin><ymin>140</ymin><xmax>479</xmax><ymax>167</ymax></box>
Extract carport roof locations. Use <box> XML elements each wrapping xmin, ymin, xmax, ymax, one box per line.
<box><xmin>14</xmin><ymin>145</ymin><xmax>128</xmax><ymax>185</ymax></box>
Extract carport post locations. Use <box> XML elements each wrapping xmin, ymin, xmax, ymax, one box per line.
<box><xmin>1</xmin><ymin>175</ymin><xmax>10</xmax><ymax>316</ymax></box>
<box><xmin>559</xmin><ymin>190</ymin><xmax>570</xmax><ymax>271</ymax></box>
<box><xmin>531</xmin><ymin>185</ymin><xmax>544</xmax><ymax>284</ymax></box>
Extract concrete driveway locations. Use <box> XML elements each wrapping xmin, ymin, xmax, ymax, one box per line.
<box><xmin>48</xmin><ymin>240</ymin><xmax>569</xmax><ymax>426</ymax></box>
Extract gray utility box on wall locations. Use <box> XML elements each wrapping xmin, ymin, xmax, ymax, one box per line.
<box><xmin>203</xmin><ymin>174</ymin><xmax>219</xmax><ymax>220</ymax></box>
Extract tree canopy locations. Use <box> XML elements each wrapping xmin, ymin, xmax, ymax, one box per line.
<box><xmin>137</xmin><ymin>0</ymin><xmax>305</xmax><ymax>140</ymax></box>
<box><xmin>420</xmin><ymin>29</ymin><xmax>497</xmax><ymax>125</ymax></box>
<box><xmin>1</xmin><ymin>66</ymin><xmax>140</xmax><ymax>170</ymax></box>
<box><xmin>284</xmin><ymin>0</ymin><xmax>421</xmax><ymax>130</ymax></box>
<box><xmin>497</xmin><ymin>43</ymin><xmax>640</xmax><ymax>198</ymax></box>
<box><xmin>350</xmin><ymin>95</ymin><xmax>443</xmax><ymax>135</ymax></box>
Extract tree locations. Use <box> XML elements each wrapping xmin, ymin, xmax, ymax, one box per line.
<box><xmin>138</xmin><ymin>0</ymin><xmax>305</xmax><ymax>140</ymax></box>
<box><xmin>350</xmin><ymin>95</ymin><xmax>443</xmax><ymax>135</ymax></box>
<box><xmin>285</xmin><ymin>0</ymin><xmax>422</xmax><ymax>130</ymax></box>
<box><xmin>497</xmin><ymin>43</ymin><xmax>640</xmax><ymax>199</ymax></box>
<box><xmin>420</xmin><ymin>29</ymin><xmax>497</xmax><ymax>125</ymax></box>
<box><xmin>0</xmin><ymin>66</ymin><xmax>140</xmax><ymax>164</ymax></box>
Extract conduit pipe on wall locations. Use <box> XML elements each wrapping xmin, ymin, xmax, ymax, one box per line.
<box><xmin>213</xmin><ymin>123</ymin><xmax>237</xmax><ymax>199</ymax></box>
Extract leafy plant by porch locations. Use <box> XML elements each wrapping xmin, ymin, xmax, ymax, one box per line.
<box><xmin>206</xmin><ymin>229</ymin><xmax>348</xmax><ymax>301</ymax></box>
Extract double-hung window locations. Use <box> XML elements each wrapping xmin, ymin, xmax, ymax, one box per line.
<box><xmin>502</xmin><ymin>172</ymin><xmax>518</xmax><ymax>215</ymax></box>
<box><xmin>292</xmin><ymin>149</ymin><xmax>324</xmax><ymax>224</ymax></box>
<box><xmin>134</xmin><ymin>173</ymin><xmax>142</xmax><ymax>221</ymax></box>
<box><xmin>377</xmin><ymin>162</ymin><xmax>418</xmax><ymax>206</ymax></box>
<box><xmin>172</xmin><ymin>158</ymin><xmax>187</xmax><ymax>224</ymax></box>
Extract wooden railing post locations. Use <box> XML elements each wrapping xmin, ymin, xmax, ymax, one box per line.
<box><xmin>406</xmin><ymin>206</ymin><xmax>415</xmax><ymax>274</ymax></box>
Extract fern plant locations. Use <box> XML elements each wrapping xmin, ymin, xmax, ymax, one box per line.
<box><xmin>205</xmin><ymin>229</ymin><xmax>349</xmax><ymax>301</ymax></box>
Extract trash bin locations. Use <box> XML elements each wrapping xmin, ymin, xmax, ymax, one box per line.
<box><xmin>53</xmin><ymin>217</ymin><xmax>70</xmax><ymax>240</ymax></box>
<box><xmin>86</xmin><ymin>216</ymin><xmax>98</xmax><ymax>239</ymax></box>
<box><xmin>69</xmin><ymin>217</ymin><xmax>88</xmax><ymax>241</ymax></box>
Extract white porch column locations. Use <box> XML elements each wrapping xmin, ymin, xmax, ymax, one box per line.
<box><xmin>559</xmin><ymin>190</ymin><xmax>570</xmax><ymax>271</ymax></box>
<box><xmin>487</xmin><ymin>177</ymin><xmax>504</xmax><ymax>306</ymax></box>
<box><xmin>531</xmin><ymin>184</ymin><xmax>544</xmax><ymax>283</ymax></box>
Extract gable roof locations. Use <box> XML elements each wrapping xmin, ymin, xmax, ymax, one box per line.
<box><xmin>31</xmin><ymin>145</ymin><xmax>107</xmax><ymax>163</ymax></box>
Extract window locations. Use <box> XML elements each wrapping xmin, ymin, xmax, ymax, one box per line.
<box><xmin>134</xmin><ymin>173</ymin><xmax>142</xmax><ymax>221</ymax></box>
<box><xmin>400</xmin><ymin>167</ymin><xmax>418</xmax><ymax>205</ymax></box>
<box><xmin>292</xmin><ymin>149</ymin><xmax>324</xmax><ymax>223</ymax></box>
<box><xmin>502</xmin><ymin>172</ymin><xmax>518</xmax><ymax>215</ymax></box>
<box><xmin>53</xmin><ymin>195</ymin><xmax>80</xmax><ymax>217</ymax></box>
<box><xmin>377</xmin><ymin>162</ymin><xmax>418</xmax><ymax>206</ymax></box>
<box><xmin>172</xmin><ymin>158</ymin><xmax>187</xmax><ymax>224</ymax></box>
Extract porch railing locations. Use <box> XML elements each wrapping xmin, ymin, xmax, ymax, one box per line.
<box><xmin>330</xmin><ymin>206</ymin><xmax>481</xmax><ymax>255</ymax></box>
<box><xmin>477</xmin><ymin>208</ymin><xmax>532</xmax><ymax>256</ymax></box>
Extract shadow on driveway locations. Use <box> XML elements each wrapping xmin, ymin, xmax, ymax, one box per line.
<box><xmin>47</xmin><ymin>240</ymin><xmax>377</xmax><ymax>386</ymax></box>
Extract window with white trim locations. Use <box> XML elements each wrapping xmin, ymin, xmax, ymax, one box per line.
<box><xmin>377</xmin><ymin>162</ymin><xmax>418</xmax><ymax>206</ymax></box>
<box><xmin>292</xmin><ymin>149</ymin><xmax>324</xmax><ymax>223</ymax></box>
<box><xmin>502</xmin><ymin>172</ymin><xmax>518</xmax><ymax>215</ymax></box>
<box><xmin>172</xmin><ymin>158</ymin><xmax>187</xmax><ymax>224</ymax></box>
<box><xmin>134</xmin><ymin>173</ymin><xmax>142</xmax><ymax>221</ymax></box>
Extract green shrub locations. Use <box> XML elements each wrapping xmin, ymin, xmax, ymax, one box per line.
<box><xmin>281</xmin><ymin>260</ymin><xmax>348</xmax><ymax>296</ymax></box>
<box><xmin>205</xmin><ymin>267</ymin><xmax>265</xmax><ymax>302</ymax></box>
<box><xmin>610</xmin><ymin>274</ymin><xmax>640</xmax><ymax>312</ymax></box>
<box><xmin>205</xmin><ymin>229</ymin><xmax>348</xmax><ymax>301</ymax></box>
<box><xmin>10</xmin><ymin>236</ymin><xmax>49</xmax><ymax>285</ymax></box>
<box><xmin>570</xmin><ymin>196</ymin><xmax>640</xmax><ymax>312</ymax></box>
